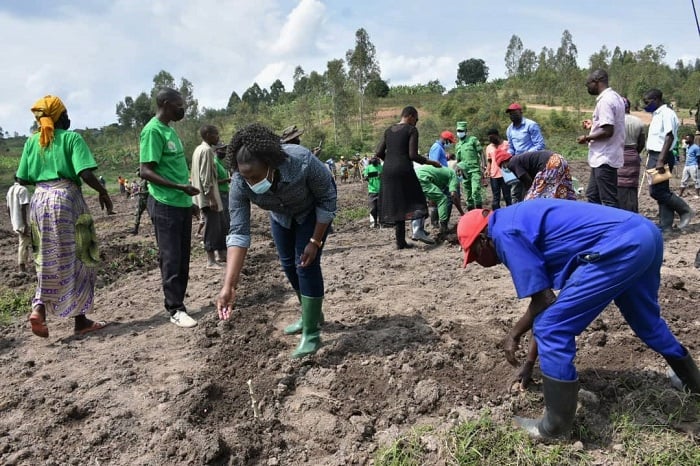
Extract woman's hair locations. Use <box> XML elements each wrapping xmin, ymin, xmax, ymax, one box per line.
<box><xmin>226</xmin><ymin>123</ymin><xmax>287</xmax><ymax>171</ymax></box>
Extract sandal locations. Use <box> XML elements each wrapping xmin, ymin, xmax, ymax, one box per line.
<box><xmin>74</xmin><ymin>320</ymin><xmax>109</xmax><ymax>336</ymax></box>
<box><xmin>29</xmin><ymin>308</ymin><xmax>49</xmax><ymax>338</ymax></box>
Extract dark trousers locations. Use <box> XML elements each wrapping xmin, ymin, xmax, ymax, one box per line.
<box><xmin>647</xmin><ymin>151</ymin><xmax>674</xmax><ymax>203</ymax></box>
<box><xmin>510</xmin><ymin>180</ymin><xmax>524</xmax><ymax>203</ymax></box>
<box><xmin>585</xmin><ymin>164</ymin><xmax>618</xmax><ymax>207</ymax></box>
<box><xmin>368</xmin><ymin>192</ymin><xmax>379</xmax><ymax>226</ymax></box>
<box><xmin>147</xmin><ymin>197</ymin><xmax>191</xmax><ymax>315</ymax></box>
<box><xmin>134</xmin><ymin>194</ymin><xmax>148</xmax><ymax>227</ymax></box>
<box><xmin>490</xmin><ymin>177</ymin><xmax>512</xmax><ymax>210</ymax></box>
<box><xmin>202</xmin><ymin>207</ymin><xmax>226</xmax><ymax>252</ymax></box>
<box><xmin>270</xmin><ymin>213</ymin><xmax>327</xmax><ymax>298</ymax></box>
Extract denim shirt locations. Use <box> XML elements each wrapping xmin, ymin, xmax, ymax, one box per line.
<box><xmin>226</xmin><ymin>144</ymin><xmax>337</xmax><ymax>248</ymax></box>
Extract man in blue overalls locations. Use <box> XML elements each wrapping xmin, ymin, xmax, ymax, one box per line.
<box><xmin>457</xmin><ymin>200</ymin><xmax>700</xmax><ymax>439</ymax></box>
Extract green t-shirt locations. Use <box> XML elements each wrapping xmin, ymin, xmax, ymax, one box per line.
<box><xmin>17</xmin><ymin>130</ymin><xmax>97</xmax><ymax>184</ymax></box>
<box><xmin>214</xmin><ymin>157</ymin><xmax>230</xmax><ymax>193</ymax></box>
<box><xmin>139</xmin><ymin>117</ymin><xmax>191</xmax><ymax>208</ymax></box>
<box><xmin>362</xmin><ymin>164</ymin><xmax>382</xmax><ymax>194</ymax></box>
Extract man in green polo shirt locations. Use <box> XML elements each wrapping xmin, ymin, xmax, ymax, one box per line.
<box><xmin>139</xmin><ymin>88</ymin><xmax>200</xmax><ymax>328</ymax></box>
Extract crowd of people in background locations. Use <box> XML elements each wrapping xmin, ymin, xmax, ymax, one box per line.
<box><xmin>9</xmin><ymin>67</ymin><xmax>700</xmax><ymax>441</ymax></box>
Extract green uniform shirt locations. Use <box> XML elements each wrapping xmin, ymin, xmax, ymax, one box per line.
<box><xmin>415</xmin><ymin>165</ymin><xmax>459</xmax><ymax>193</ymax></box>
<box><xmin>139</xmin><ymin>117</ymin><xmax>191</xmax><ymax>208</ymax></box>
<box><xmin>17</xmin><ymin>129</ymin><xmax>97</xmax><ymax>184</ymax></box>
<box><xmin>214</xmin><ymin>157</ymin><xmax>230</xmax><ymax>193</ymax></box>
<box><xmin>362</xmin><ymin>164</ymin><xmax>382</xmax><ymax>194</ymax></box>
<box><xmin>455</xmin><ymin>136</ymin><xmax>482</xmax><ymax>172</ymax></box>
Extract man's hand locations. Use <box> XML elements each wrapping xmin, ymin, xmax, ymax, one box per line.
<box><xmin>99</xmin><ymin>192</ymin><xmax>114</xmax><ymax>214</ymax></box>
<box><xmin>181</xmin><ymin>184</ymin><xmax>201</xmax><ymax>196</ymax></box>
<box><xmin>577</xmin><ymin>135</ymin><xmax>588</xmax><ymax>145</ymax></box>
<box><xmin>427</xmin><ymin>160</ymin><xmax>442</xmax><ymax>168</ymax></box>
<box><xmin>503</xmin><ymin>332</ymin><xmax>521</xmax><ymax>367</ymax></box>
<box><xmin>513</xmin><ymin>361</ymin><xmax>535</xmax><ymax>391</ymax></box>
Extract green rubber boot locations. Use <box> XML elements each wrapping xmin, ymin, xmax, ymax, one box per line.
<box><xmin>283</xmin><ymin>291</ymin><xmax>303</xmax><ymax>335</ymax></box>
<box><xmin>291</xmin><ymin>295</ymin><xmax>323</xmax><ymax>359</ymax></box>
<box><xmin>284</xmin><ymin>290</ymin><xmax>324</xmax><ymax>335</ymax></box>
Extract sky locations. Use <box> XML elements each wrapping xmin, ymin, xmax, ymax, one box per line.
<box><xmin>0</xmin><ymin>0</ymin><xmax>698</xmax><ymax>136</ymax></box>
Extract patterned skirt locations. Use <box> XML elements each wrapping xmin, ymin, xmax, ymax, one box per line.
<box><xmin>524</xmin><ymin>153</ymin><xmax>577</xmax><ymax>201</ymax></box>
<box><xmin>30</xmin><ymin>180</ymin><xmax>98</xmax><ymax>318</ymax></box>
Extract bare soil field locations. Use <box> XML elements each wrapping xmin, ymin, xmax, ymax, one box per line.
<box><xmin>0</xmin><ymin>159</ymin><xmax>699</xmax><ymax>465</ymax></box>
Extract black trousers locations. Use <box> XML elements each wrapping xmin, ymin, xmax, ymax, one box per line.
<box><xmin>147</xmin><ymin>197</ymin><xmax>191</xmax><ymax>315</ymax></box>
<box><xmin>585</xmin><ymin>164</ymin><xmax>618</xmax><ymax>207</ymax></box>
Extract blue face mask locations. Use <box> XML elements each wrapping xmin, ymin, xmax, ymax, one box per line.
<box><xmin>644</xmin><ymin>101</ymin><xmax>658</xmax><ymax>113</ymax></box>
<box><xmin>247</xmin><ymin>167</ymin><xmax>272</xmax><ymax>194</ymax></box>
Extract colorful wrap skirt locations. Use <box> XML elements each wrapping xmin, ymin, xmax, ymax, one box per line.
<box><xmin>524</xmin><ymin>153</ymin><xmax>577</xmax><ymax>201</ymax></box>
<box><xmin>30</xmin><ymin>180</ymin><xmax>98</xmax><ymax>318</ymax></box>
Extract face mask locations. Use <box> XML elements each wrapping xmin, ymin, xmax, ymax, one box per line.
<box><xmin>456</xmin><ymin>131</ymin><xmax>466</xmax><ymax>139</ymax></box>
<box><xmin>173</xmin><ymin>107</ymin><xmax>186</xmax><ymax>121</ymax></box>
<box><xmin>247</xmin><ymin>167</ymin><xmax>272</xmax><ymax>194</ymax></box>
<box><xmin>643</xmin><ymin>101</ymin><xmax>658</xmax><ymax>113</ymax></box>
<box><xmin>444</xmin><ymin>142</ymin><xmax>452</xmax><ymax>149</ymax></box>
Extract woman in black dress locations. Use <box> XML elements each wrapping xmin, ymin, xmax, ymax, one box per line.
<box><xmin>375</xmin><ymin>106</ymin><xmax>442</xmax><ymax>249</ymax></box>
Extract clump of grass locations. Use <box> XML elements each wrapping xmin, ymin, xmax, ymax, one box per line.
<box><xmin>445</xmin><ymin>413</ymin><xmax>589</xmax><ymax>466</ymax></box>
<box><xmin>334</xmin><ymin>206</ymin><xmax>369</xmax><ymax>226</ymax></box>
<box><xmin>375</xmin><ymin>426</ymin><xmax>433</xmax><ymax>466</ymax></box>
<box><xmin>0</xmin><ymin>287</ymin><xmax>33</xmax><ymax>325</ymax></box>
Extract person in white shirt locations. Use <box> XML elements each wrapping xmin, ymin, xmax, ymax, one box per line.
<box><xmin>643</xmin><ymin>88</ymin><xmax>694</xmax><ymax>232</ymax></box>
<box><xmin>6</xmin><ymin>177</ymin><xmax>32</xmax><ymax>273</ymax></box>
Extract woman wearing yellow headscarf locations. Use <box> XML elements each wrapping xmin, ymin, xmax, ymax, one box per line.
<box><xmin>16</xmin><ymin>95</ymin><xmax>114</xmax><ymax>337</ymax></box>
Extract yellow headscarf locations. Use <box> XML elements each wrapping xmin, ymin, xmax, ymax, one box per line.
<box><xmin>31</xmin><ymin>95</ymin><xmax>67</xmax><ymax>148</ymax></box>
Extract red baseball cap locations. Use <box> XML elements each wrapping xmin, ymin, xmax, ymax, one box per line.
<box><xmin>506</xmin><ymin>102</ymin><xmax>522</xmax><ymax>113</ymax></box>
<box><xmin>441</xmin><ymin>130</ymin><xmax>456</xmax><ymax>144</ymax></box>
<box><xmin>493</xmin><ymin>147</ymin><xmax>512</xmax><ymax>167</ymax></box>
<box><xmin>457</xmin><ymin>209</ymin><xmax>492</xmax><ymax>267</ymax></box>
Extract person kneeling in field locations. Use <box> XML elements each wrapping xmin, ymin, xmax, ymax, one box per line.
<box><xmin>457</xmin><ymin>200</ymin><xmax>700</xmax><ymax>440</ymax></box>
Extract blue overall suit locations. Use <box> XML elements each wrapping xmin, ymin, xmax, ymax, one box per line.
<box><xmin>489</xmin><ymin>199</ymin><xmax>686</xmax><ymax>381</ymax></box>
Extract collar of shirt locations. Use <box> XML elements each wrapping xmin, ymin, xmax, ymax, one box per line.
<box><xmin>595</xmin><ymin>86</ymin><xmax>612</xmax><ymax>103</ymax></box>
<box><xmin>652</xmin><ymin>104</ymin><xmax>668</xmax><ymax>116</ymax></box>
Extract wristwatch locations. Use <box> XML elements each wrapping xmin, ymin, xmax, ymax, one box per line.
<box><xmin>309</xmin><ymin>238</ymin><xmax>323</xmax><ymax>248</ymax></box>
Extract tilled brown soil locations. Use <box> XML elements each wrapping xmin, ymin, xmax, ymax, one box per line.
<box><xmin>0</xmin><ymin>159</ymin><xmax>699</xmax><ymax>465</ymax></box>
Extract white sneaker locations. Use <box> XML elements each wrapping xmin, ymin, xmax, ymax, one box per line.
<box><xmin>170</xmin><ymin>310</ymin><xmax>198</xmax><ymax>328</ymax></box>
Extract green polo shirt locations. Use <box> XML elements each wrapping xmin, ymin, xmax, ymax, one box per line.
<box><xmin>415</xmin><ymin>165</ymin><xmax>459</xmax><ymax>193</ymax></box>
<box><xmin>17</xmin><ymin>129</ymin><xmax>97</xmax><ymax>184</ymax></box>
<box><xmin>139</xmin><ymin>117</ymin><xmax>191</xmax><ymax>207</ymax></box>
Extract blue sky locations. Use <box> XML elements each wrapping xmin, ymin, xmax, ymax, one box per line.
<box><xmin>0</xmin><ymin>0</ymin><xmax>697</xmax><ymax>136</ymax></box>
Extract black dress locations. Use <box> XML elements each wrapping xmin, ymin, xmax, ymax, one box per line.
<box><xmin>376</xmin><ymin>123</ymin><xmax>428</xmax><ymax>223</ymax></box>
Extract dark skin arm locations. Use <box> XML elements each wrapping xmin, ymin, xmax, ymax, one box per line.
<box><xmin>655</xmin><ymin>131</ymin><xmax>676</xmax><ymax>173</ymax></box>
<box><xmin>503</xmin><ymin>288</ymin><xmax>556</xmax><ymax>366</ymax></box>
<box><xmin>577</xmin><ymin>124</ymin><xmax>614</xmax><ymax>144</ymax></box>
<box><xmin>79</xmin><ymin>168</ymin><xmax>114</xmax><ymax>214</ymax></box>
<box><xmin>636</xmin><ymin>128</ymin><xmax>646</xmax><ymax>155</ymax></box>
<box><xmin>139</xmin><ymin>162</ymin><xmax>200</xmax><ymax>196</ymax></box>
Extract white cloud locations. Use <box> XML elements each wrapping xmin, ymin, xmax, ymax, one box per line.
<box><xmin>271</xmin><ymin>0</ymin><xmax>325</xmax><ymax>56</ymax></box>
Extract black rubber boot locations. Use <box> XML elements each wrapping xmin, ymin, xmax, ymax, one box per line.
<box><xmin>665</xmin><ymin>349</ymin><xmax>700</xmax><ymax>393</ymax></box>
<box><xmin>666</xmin><ymin>194</ymin><xmax>695</xmax><ymax>229</ymax></box>
<box><xmin>514</xmin><ymin>375</ymin><xmax>579</xmax><ymax>440</ymax></box>
<box><xmin>658</xmin><ymin>203</ymin><xmax>674</xmax><ymax>232</ymax></box>
<box><xmin>395</xmin><ymin>221</ymin><xmax>412</xmax><ymax>249</ymax></box>
<box><xmin>695</xmin><ymin>249</ymin><xmax>700</xmax><ymax>269</ymax></box>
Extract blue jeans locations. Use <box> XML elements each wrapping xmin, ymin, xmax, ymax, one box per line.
<box><xmin>147</xmin><ymin>197</ymin><xmax>191</xmax><ymax>315</ymax></box>
<box><xmin>270</xmin><ymin>213</ymin><xmax>328</xmax><ymax>298</ymax></box>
